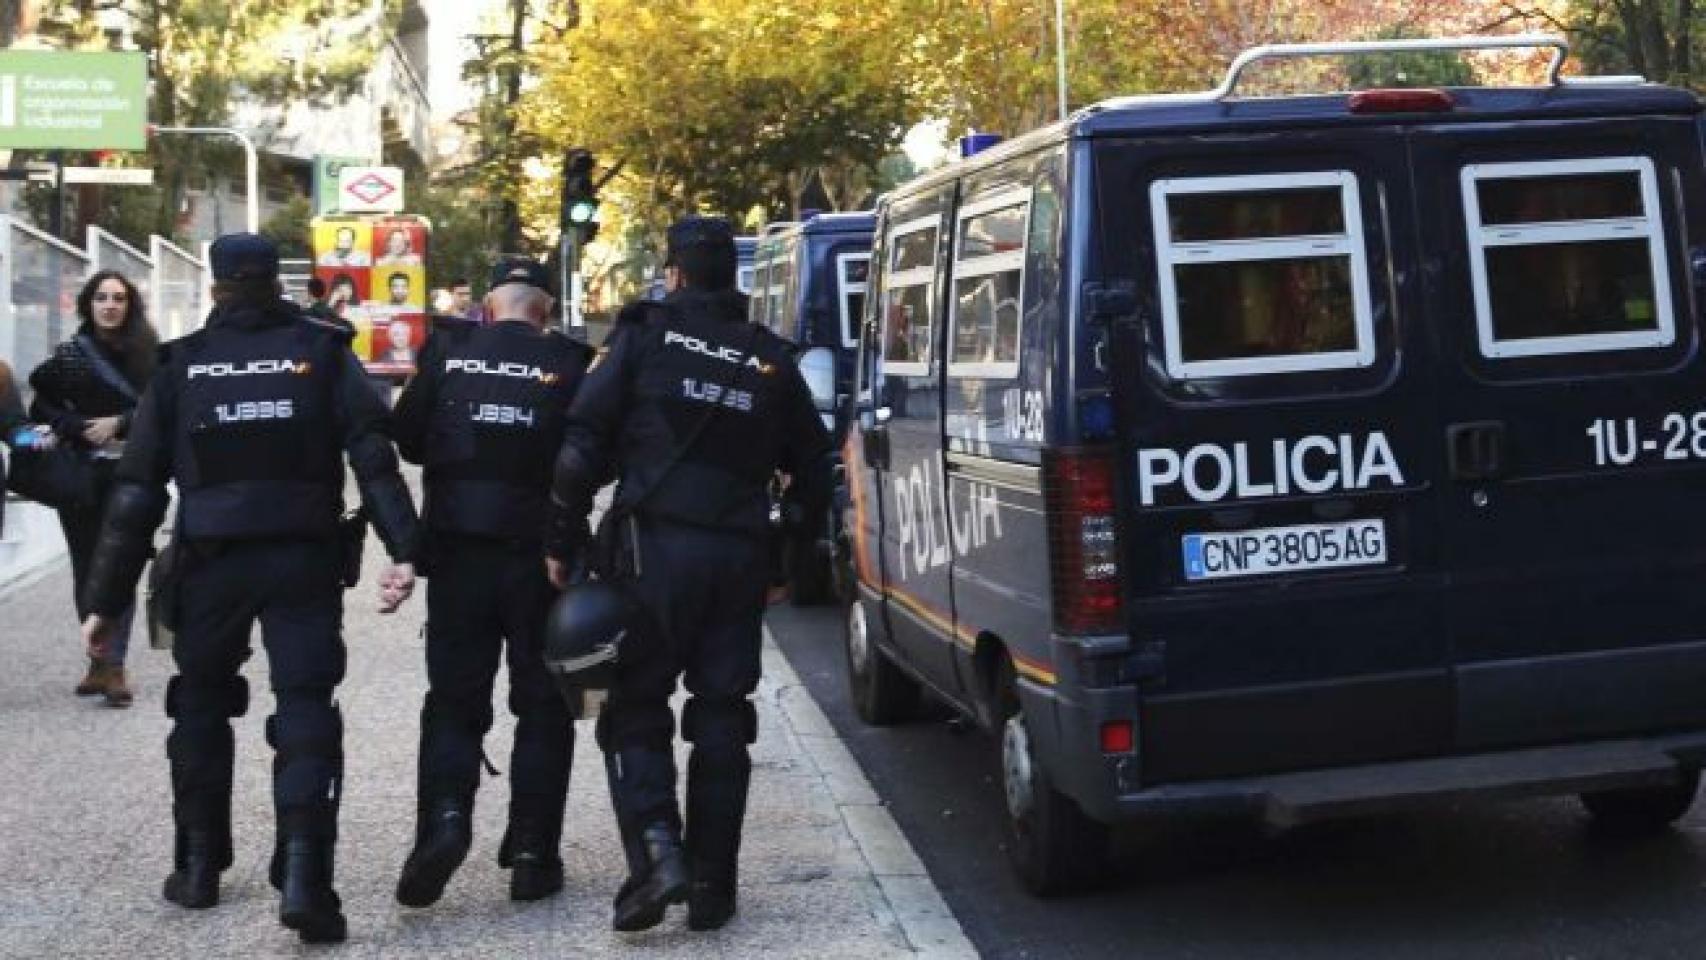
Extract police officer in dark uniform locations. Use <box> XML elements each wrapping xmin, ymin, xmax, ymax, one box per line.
<box><xmin>80</xmin><ymin>233</ymin><xmax>421</xmax><ymax>944</ymax></box>
<box><xmin>546</xmin><ymin>216</ymin><xmax>833</xmax><ymax>932</ymax></box>
<box><xmin>389</xmin><ymin>258</ymin><xmax>591</xmax><ymax>907</ymax></box>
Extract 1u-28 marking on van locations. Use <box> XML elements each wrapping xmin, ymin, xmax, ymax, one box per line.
<box><xmin>1587</xmin><ymin>414</ymin><xmax>1706</xmax><ymax>466</ymax></box>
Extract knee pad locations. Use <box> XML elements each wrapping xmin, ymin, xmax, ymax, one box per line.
<box><xmin>267</xmin><ymin>698</ymin><xmax>344</xmax><ymax>763</ymax></box>
<box><xmin>595</xmin><ymin>704</ymin><xmax>674</xmax><ymax>754</ymax></box>
<box><xmin>165</xmin><ymin>675</ymin><xmax>249</xmax><ymax>718</ymax></box>
<box><xmin>425</xmin><ymin>688</ymin><xmax>495</xmax><ymax>736</ymax></box>
<box><xmin>682</xmin><ymin>697</ymin><xmax>757</xmax><ymax>747</ymax></box>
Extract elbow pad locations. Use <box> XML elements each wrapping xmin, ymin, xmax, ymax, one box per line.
<box><xmin>550</xmin><ymin>444</ymin><xmax>602</xmax><ymax>524</ymax></box>
<box><xmin>83</xmin><ymin>483</ymin><xmax>169</xmax><ymax>618</ymax></box>
<box><xmin>348</xmin><ymin>432</ymin><xmax>420</xmax><ymax>562</ymax></box>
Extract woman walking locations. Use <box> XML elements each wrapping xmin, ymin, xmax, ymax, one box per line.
<box><xmin>30</xmin><ymin>270</ymin><xmax>158</xmax><ymax>707</ymax></box>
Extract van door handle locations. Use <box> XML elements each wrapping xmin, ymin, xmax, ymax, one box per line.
<box><xmin>1447</xmin><ymin>421</ymin><xmax>1508</xmax><ymax>481</ymax></box>
<box><xmin>864</xmin><ymin>424</ymin><xmax>891</xmax><ymax>470</ymax></box>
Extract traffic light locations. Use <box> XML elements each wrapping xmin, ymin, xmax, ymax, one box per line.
<box><xmin>560</xmin><ymin>149</ymin><xmax>598</xmax><ymax>244</ymax></box>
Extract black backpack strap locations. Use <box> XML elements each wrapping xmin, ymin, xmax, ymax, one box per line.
<box><xmin>73</xmin><ymin>335</ymin><xmax>140</xmax><ymax>403</ymax></box>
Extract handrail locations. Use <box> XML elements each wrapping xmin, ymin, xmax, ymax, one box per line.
<box><xmin>1213</xmin><ymin>34</ymin><xmax>1573</xmax><ymax>101</ymax></box>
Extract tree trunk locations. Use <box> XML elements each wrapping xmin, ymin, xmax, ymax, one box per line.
<box><xmin>499</xmin><ymin>0</ymin><xmax>528</xmax><ymax>252</ymax></box>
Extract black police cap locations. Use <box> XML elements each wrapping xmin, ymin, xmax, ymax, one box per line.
<box><xmin>665</xmin><ymin>216</ymin><xmax>736</xmax><ymax>266</ymax></box>
<box><xmin>209</xmin><ymin>233</ymin><xmax>279</xmax><ymax>281</ymax></box>
<box><xmin>489</xmin><ymin>256</ymin><xmax>554</xmax><ymax>296</ymax></box>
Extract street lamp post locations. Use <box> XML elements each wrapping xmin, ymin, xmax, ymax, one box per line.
<box><xmin>150</xmin><ymin>125</ymin><xmax>260</xmax><ymax>233</ymax></box>
<box><xmin>1054</xmin><ymin>0</ymin><xmax>1069</xmax><ymax>122</ymax></box>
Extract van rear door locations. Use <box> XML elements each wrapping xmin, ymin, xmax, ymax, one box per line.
<box><xmin>1101</xmin><ymin>130</ymin><xmax>1453</xmax><ymax>784</ymax></box>
<box><xmin>1410</xmin><ymin>114</ymin><xmax>1706</xmax><ymax>751</ymax></box>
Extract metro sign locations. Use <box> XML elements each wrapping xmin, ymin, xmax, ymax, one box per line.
<box><xmin>336</xmin><ymin>165</ymin><xmax>405</xmax><ymax>213</ymax></box>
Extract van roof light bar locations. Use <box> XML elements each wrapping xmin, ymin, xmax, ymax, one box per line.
<box><xmin>1213</xmin><ymin>34</ymin><xmax>1578</xmax><ymax>102</ymax></box>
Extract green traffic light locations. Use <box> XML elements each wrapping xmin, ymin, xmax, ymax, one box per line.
<box><xmin>568</xmin><ymin>199</ymin><xmax>599</xmax><ymax>225</ymax></box>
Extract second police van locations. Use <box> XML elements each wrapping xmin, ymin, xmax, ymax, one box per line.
<box><xmin>841</xmin><ymin>35</ymin><xmax>1706</xmax><ymax>894</ymax></box>
<box><xmin>751</xmin><ymin>213</ymin><xmax>876</xmax><ymax>602</ymax></box>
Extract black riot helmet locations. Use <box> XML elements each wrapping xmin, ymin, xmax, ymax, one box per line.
<box><xmin>543</xmin><ymin>579</ymin><xmax>641</xmax><ymax>715</ymax></box>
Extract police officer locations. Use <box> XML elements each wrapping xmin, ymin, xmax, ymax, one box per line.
<box><xmin>80</xmin><ymin>233</ymin><xmax>420</xmax><ymax>944</ymax></box>
<box><xmin>546</xmin><ymin>216</ymin><xmax>833</xmax><ymax>932</ymax></box>
<box><xmin>389</xmin><ymin>258</ymin><xmax>591</xmax><ymax>907</ymax></box>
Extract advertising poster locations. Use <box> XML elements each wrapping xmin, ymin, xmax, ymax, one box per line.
<box><xmin>310</xmin><ymin>215</ymin><xmax>431</xmax><ymax>378</ymax></box>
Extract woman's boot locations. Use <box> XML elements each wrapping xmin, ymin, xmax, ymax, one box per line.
<box><xmin>104</xmin><ymin>668</ymin><xmax>133</xmax><ymax>708</ymax></box>
<box><xmin>74</xmin><ymin>658</ymin><xmax>108</xmax><ymax>696</ymax></box>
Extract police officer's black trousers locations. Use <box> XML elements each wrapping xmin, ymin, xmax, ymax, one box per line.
<box><xmin>597</xmin><ymin>520</ymin><xmax>768</xmax><ymax>883</ymax></box>
<box><xmin>418</xmin><ymin>535</ymin><xmax>573</xmax><ymax>836</ymax></box>
<box><xmin>167</xmin><ymin>539</ymin><xmax>346</xmax><ymax>857</ymax></box>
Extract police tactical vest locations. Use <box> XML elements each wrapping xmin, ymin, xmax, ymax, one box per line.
<box><xmin>424</xmin><ymin>323</ymin><xmax>584</xmax><ymax>539</ymax></box>
<box><xmin>617</xmin><ymin>300</ymin><xmax>801</xmax><ymax>536</ymax></box>
<box><xmin>172</xmin><ymin>320</ymin><xmax>343</xmax><ymax>540</ymax></box>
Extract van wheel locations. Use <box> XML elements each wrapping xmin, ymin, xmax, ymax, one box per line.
<box><xmin>788</xmin><ymin>534</ymin><xmax>834</xmax><ymax>606</ymax></box>
<box><xmin>845</xmin><ymin>594</ymin><xmax>918</xmax><ymax>725</ymax></box>
<box><xmin>1580</xmin><ymin>769</ymin><xmax>1701</xmax><ymax>833</ymax></box>
<box><xmin>998</xmin><ymin>660</ymin><xmax>1109</xmax><ymax>895</ymax></box>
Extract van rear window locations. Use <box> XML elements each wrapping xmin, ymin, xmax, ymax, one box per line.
<box><xmin>1462</xmin><ymin>158</ymin><xmax>1675</xmax><ymax>359</ymax></box>
<box><xmin>1150</xmin><ymin>171</ymin><xmax>1376</xmax><ymax>379</ymax></box>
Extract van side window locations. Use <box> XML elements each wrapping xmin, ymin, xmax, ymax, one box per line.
<box><xmin>839</xmin><ymin>253</ymin><xmax>870</xmax><ymax>350</ymax></box>
<box><xmin>1461</xmin><ymin>157</ymin><xmax>1675</xmax><ymax>358</ymax></box>
<box><xmin>881</xmin><ymin>215</ymin><xmax>941</xmax><ymax>376</ymax></box>
<box><xmin>949</xmin><ymin>188</ymin><xmax>1031</xmax><ymax>379</ymax></box>
<box><xmin>763</xmin><ymin>255</ymin><xmax>787</xmax><ymax>332</ymax></box>
<box><xmin>1149</xmin><ymin>171</ymin><xmax>1376</xmax><ymax>380</ymax></box>
<box><xmin>749</xmin><ymin>261</ymin><xmax>770</xmax><ymax>324</ymax></box>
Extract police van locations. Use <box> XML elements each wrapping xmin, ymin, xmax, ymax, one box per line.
<box><xmin>751</xmin><ymin>212</ymin><xmax>875</xmax><ymax>602</ymax></box>
<box><xmin>841</xmin><ymin>35</ymin><xmax>1706</xmax><ymax>894</ymax></box>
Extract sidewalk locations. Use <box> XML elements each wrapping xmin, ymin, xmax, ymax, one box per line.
<box><xmin>0</xmin><ymin>545</ymin><xmax>975</xmax><ymax>958</ymax></box>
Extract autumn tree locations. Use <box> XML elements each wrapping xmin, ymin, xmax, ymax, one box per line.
<box><xmin>525</xmin><ymin>0</ymin><xmax>917</xmax><ymax>226</ymax></box>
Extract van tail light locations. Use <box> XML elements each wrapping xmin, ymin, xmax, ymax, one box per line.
<box><xmin>1045</xmin><ymin>447</ymin><xmax>1124</xmax><ymax>635</ymax></box>
<box><xmin>1348</xmin><ymin>88</ymin><xmax>1455</xmax><ymax>114</ymax></box>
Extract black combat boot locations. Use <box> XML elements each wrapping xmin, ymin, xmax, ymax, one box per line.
<box><xmin>684</xmin><ymin>743</ymin><xmax>751</xmax><ymax>931</ymax></box>
<box><xmin>499</xmin><ymin>815</ymin><xmax>565</xmax><ymax>902</ymax></box>
<box><xmin>612</xmin><ymin>821</ymin><xmax>690</xmax><ymax>932</ymax></box>
<box><xmin>161</xmin><ymin>827</ymin><xmax>223</xmax><ymax>909</ymax></box>
<box><xmin>277</xmin><ymin>817</ymin><xmax>347</xmax><ymax>944</ymax></box>
<box><xmin>395</xmin><ymin>796</ymin><xmax>473</xmax><ymax>908</ymax></box>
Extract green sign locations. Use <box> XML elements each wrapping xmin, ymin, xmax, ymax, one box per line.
<box><xmin>313</xmin><ymin>154</ymin><xmax>372</xmax><ymax>215</ymax></box>
<box><xmin>0</xmin><ymin>51</ymin><xmax>147</xmax><ymax>151</ymax></box>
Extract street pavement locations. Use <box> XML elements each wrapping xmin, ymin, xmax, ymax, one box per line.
<box><xmin>769</xmin><ymin>603</ymin><xmax>1706</xmax><ymax>960</ymax></box>
<box><xmin>0</xmin><ymin>537</ymin><xmax>974</xmax><ymax>959</ymax></box>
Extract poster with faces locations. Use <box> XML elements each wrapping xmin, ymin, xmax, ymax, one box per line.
<box><xmin>311</xmin><ymin>217</ymin><xmax>430</xmax><ymax>375</ymax></box>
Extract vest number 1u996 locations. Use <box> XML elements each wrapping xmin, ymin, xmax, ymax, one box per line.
<box><xmin>1586</xmin><ymin>414</ymin><xmax>1706</xmax><ymax>467</ymax></box>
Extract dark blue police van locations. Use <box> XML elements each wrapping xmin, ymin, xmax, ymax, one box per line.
<box><xmin>751</xmin><ymin>213</ymin><xmax>875</xmax><ymax>602</ymax></box>
<box><xmin>841</xmin><ymin>34</ymin><xmax>1706</xmax><ymax>894</ymax></box>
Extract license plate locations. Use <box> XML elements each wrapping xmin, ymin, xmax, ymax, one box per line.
<box><xmin>1182</xmin><ymin>519</ymin><xmax>1387</xmax><ymax>581</ymax></box>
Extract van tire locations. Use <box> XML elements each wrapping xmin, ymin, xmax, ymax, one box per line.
<box><xmin>845</xmin><ymin>594</ymin><xmax>918</xmax><ymax>725</ymax></box>
<box><xmin>998</xmin><ymin>660</ymin><xmax>1109</xmax><ymax>896</ymax></box>
<box><xmin>1580</xmin><ymin>770</ymin><xmax>1701</xmax><ymax>833</ymax></box>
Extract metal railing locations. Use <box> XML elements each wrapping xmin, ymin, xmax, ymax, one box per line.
<box><xmin>150</xmin><ymin>235</ymin><xmax>210</xmax><ymax>341</ymax></box>
<box><xmin>87</xmin><ymin>225</ymin><xmax>154</xmax><ymax>304</ymax></box>
<box><xmin>0</xmin><ymin>218</ymin><xmax>211</xmax><ymax>390</ymax></box>
<box><xmin>0</xmin><ymin>220</ymin><xmax>90</xmax><ymax>403</ymax></box>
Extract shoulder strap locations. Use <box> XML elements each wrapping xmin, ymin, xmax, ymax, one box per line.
<box><xmin>73</xmin><ymin>335</ymin><xmax>140</xmax><ymax>403</ymax></box>
<box><xmin>611</xmin><ymin>319</ymin><xmax>764</xmax><ymax>523</ymax></box>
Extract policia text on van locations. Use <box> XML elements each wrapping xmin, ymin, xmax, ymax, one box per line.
<box><xmin>840</xmin><ymin>34</ymin><xmax>1706</xmax><ymax>894</ymax></box>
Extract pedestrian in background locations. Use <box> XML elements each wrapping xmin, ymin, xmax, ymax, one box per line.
<box><xmin>390</xmin><ymin>257</ymin><xmax>591</xmax><ymax>908</ymax></box>
<box><xmin>29</xmin><ymin>269</ymin><xmax>156</xmax><ymax>708</ymax></box>
<box><xmin>1</xmin><ymin>358</ymin><xmax>57</xmax><ymax>541</ymax></box>
<box><xmin>80</xmin><ymin>233</ymin><xmax>421</xmax><ymax>944</ymax></box>
<box><xmin>546</xmin><ymin>217</ymin><xmax>833</xmax><ymax>932</ymax></box>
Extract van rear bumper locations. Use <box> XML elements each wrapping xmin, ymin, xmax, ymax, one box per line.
<box><xmin>1105</xmin><ymin>733</ymin><xmax>1706</xmax><ymax>828</ymax></box>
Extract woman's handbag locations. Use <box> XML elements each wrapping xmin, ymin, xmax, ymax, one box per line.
<box><xmin>5</xmin><ymin>443</ymin><xmax>95</xmax><ymax>511</ymax></box>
